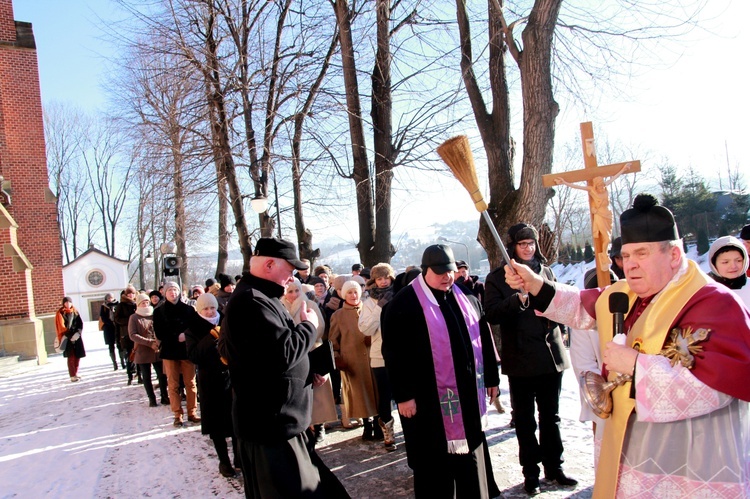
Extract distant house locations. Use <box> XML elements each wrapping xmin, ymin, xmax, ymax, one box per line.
<box><xmin>62</xmin><ymin>246</ymin><xmax>131</xmax><ymax>322</ymax></box>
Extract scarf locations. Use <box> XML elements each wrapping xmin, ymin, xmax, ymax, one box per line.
<box><xmin>411</xmin><ymin>274</ymin><xmax>486</xmax><ymax>454</ymax></box>
<box><xmin>708</xmin><ymin>271</ymin><xmax>747</xmax><ymax>290</ymax></box>
<box><xmin>282</xmin><ymin>295</ymin><xmax>304</xmax><ymax>319</ymax></box>
<box><xmin>518</xmin><ymin>255</ymin><xmax>542</xmax><ymax>274</ymax></box>
<box><xmin>368</xmin><ymin>285</ymin><xmax>393</xmax><ymax>306</ymax></box>
<box><xmin>135</xmin><ymin>306</ymin><xmax>153</xmax><ymax>317</ymax></box>
<box><xmin>203</xmin><ymin>313</ymin><xmax>221</xmax><ymax>326</ymax></box>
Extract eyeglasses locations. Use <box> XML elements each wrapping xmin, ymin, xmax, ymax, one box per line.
<box><xmin>517</xmin><ymin>241</ymin><xmax>536</xmax><ymax>249</ymax></box>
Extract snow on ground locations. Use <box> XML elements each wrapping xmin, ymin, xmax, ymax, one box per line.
<box><xmin>1</xmin><ymin>321</ymin><xmax>597</xmax><ymax>498</ymax></box>
<box><xmin>0</xmin><ymin>245</ymin><xmax>721</xmax><ymax>498</ymax></box>
<box><xmin>0</xmin><ymin>324</ymin><xmax>243</xmax><ymax>498</ymax></box>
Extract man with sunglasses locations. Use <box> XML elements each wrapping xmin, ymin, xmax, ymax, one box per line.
<box><xmin>484</xmin><ymin>223</ymin><xmax>575</xmax><ymax>495</ymax></box>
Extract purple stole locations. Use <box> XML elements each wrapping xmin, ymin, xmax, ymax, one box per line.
<box><xmin>411</xmin><ymin>274</ymin><xmax>487</xmax><ymax>454</ymax></box>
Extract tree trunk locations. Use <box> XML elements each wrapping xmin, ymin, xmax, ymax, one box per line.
<box><xmin>170</xmin><ymin>137</ymin><xmax>189</xmax><ymax>279</ymax></box>
<box><xmin>291</xmin><ymin>115</ymin><xmax>319</xmax><ymax>264</ymax></box>
<box><xmin>215</xmin><ymin>174</ymin><xmax>228</xmax><ymax>276</ymax></box>
<box><xmin>333</xmin><ymin>0</ymin><xmax>374</xmax><ymax>263</ymax></box>
<box><xmin>369</xmin><ymin>0</ymin><xmax>396</xmax><ymax>266</ymax></box>
<box><xmin>457</xmin><ymin>0</ymin><xmax>561</xmax><ymax>268</ymax></box>
<box><xmin>204</xmin><ymin>4</ymin><xmax>254</xmax><ymax>271</ymax></box>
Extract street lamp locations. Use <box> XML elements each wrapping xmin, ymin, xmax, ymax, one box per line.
<box><xmin>438</xmin><ymin>236</ymin><xmax>471</xmax><ymax>271</ymax></box>
<box><xmin>249</xmin><ymin>169</ymin><xmax>282</xmax><ymax>239</ymax></box>
<box><xmin>250</xmin><ymin>195</ymin><xmax>268</xmax><ymax>214</ymax></box>
<box><xmin>144</xmin><ymin>251</ymin><xmax>154</xmax><ymax>264</ymax></box>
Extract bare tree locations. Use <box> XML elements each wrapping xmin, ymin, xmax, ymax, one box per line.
<box><xmin>80</xmin><ymin>118</ymin><xmax>134</xmax><ymax>256</ymax></box>
<box><xmin>44</xmin><ymin>102</ymin><xmax>91</xmax><ymax>263</ymax></box>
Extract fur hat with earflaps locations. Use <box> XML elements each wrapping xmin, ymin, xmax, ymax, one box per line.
<box><xmin>367</xmin><ymin>263</ymin><xmax>395</xmax><ymax>286</ymax></box>
<box><xmin>507</xmin><ymin>223</ymin><xmax>546</xmax><ymax>263</ymax></box>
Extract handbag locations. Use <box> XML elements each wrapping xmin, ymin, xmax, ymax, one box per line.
<box><xmin>309</xmin><ymin>340</ymin><xmax>335</xmax><ymax>376</ymax></box>
<box><xmin>58</xmin><ymin>336</ymin><xmax>69</xmax><ymax>353</ymax></box>
<box><xmin>98</xmin><ymin>316</ymin><xmax>105</xmax><ymax>331</ymax></box>
<box><xmin>128</xmin><ymin>343</ymin><xmax>137</xmax><ymax>362</ymax></box>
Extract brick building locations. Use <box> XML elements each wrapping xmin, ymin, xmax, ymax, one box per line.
<box><xmin>0</xmin><ymin>0</ymin><xmax>64</xmax><ymax>362</ymax></box>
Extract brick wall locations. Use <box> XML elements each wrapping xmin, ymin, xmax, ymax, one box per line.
<box><xmin>0</xmin><ymin>0</ymin><xmax>64</xmax><ymax>318</ymax></box>
<box><xmin>0</xmin><ymin>0</ymin><xmax>15</xmax><ymax>43</ymax></box>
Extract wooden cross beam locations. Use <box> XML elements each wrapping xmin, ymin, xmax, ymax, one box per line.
<box><xmin>542</xmin><ymin>122</ymin><xmax>641</xmax><ymax>287</ymax></box>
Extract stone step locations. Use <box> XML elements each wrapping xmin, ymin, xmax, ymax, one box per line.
<box><xmin>0</xmin><ymin>354</ymin><xmax>40</xmax><ymax>378</ymax></box>
<box><xmin>0</xmin><ymin>354</ymin><xmax>20</xmax><ymax>367</ymax></box>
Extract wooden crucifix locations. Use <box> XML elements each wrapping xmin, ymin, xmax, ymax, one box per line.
<box><xmin>542</xmin><ymin>122</ymin><xmax>641</xmax><ymax>287</ymax></box>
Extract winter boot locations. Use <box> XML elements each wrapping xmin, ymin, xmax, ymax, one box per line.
<box><xmin>380</xmin><ymin>418</ymin><xmax>397</xmax><ymax>451</ymax></box>
<box><xmin>372</xmin><ymin>416</ymin><xmax>384</xmax><ymax>440</ymax></box>
<box><xmin>219</xmin><ymin>461</ymin><xmax>237</xmax><ymax>478</ymax></box>
<box><xmin>362</xmin><ymin>418</ymin><xmax>375</xmax><ymax>441</ymax></box>
<box><xmin>148</xmin><ymin>396</ymin><xmax>157</xmax><ymax>407</ymax></box>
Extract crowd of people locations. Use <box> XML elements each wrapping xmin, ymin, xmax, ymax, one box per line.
<box><xmin>51</xmin><ymin>210</ymin><xmax>750</xmax><ymax>498</ymax></box>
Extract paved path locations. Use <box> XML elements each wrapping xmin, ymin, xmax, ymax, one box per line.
<box><xmin>0</xmin><ymin>323</ymin><xmax>595</xmax><ymax>498</ymax></box>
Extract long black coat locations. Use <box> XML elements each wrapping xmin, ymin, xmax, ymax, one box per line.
<box><xmin>484</xmin><ymin>265</ymin><xmax>569</xmax><ymax>377</ymax></box>
<box><xmin>381</xmin><ymin>281</ymin><xmax>499</xmax><ymax>470</ymax></box>
<box><xmin>153</xmin><ymin>299</ymin><xmax>201</xmax><ymax>361</ymax></box>
<box><xmin>218</xmin><ymin>272</ymin><xmax>317</xmax><ymax>444</ymax></box>
<box><xmin>186</xmin><ymin>315</ymin><xmax>233</xmax><ymax>438</ymax></box>
<box><xmin>57</xmin><ymin>308</ymin><xmax>85</xmax><ymax>359</ymax></box>
<box><xmin>100</xmin><ymin>302</ymin><xmax>117</xmax><ymax>345</ymax></box>
<box><xmin>113</xmin><ymin>297</ymin><xmax>136</xmax><ymax>351</ymax></box>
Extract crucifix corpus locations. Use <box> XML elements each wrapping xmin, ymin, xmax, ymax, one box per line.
<box><xmin>542</xmin><ymin>122</ymin><xmax>640</xmax><ymax>288</ymax></box>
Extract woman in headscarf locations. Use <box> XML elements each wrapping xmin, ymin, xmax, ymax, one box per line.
<box><xmin>330</xmin><ymin>280</ymin><xmax>379</xmax><ymax>439</ymax></box>
<box><xmin>708</xmin><ymin>235</ymin><xmax>750</xmax><ymax>307</ymax></box>
<box><xmin>128</xmin><ymin>293</ymin><xmax>169</xmax><ymax>407</ymax></box>
<box><xmin>55</xmin><ymin>297</ymin><xmax>85</xmax><ymax>382</ymax></box>
<box><xmin>185</xmin><ymin>293</ymin><xmax>238</xmax><ymax>478</ymax></box>
<box><xmin>281</xmin><ymin>279</ymin><xmax>337</xmax><ymax>444</ymax></box>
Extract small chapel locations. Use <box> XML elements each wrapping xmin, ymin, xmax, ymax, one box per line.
<box><xmin>0</xmin><ymin>0</ymin><xmax>65</xmax><ymax>363</ymax></box>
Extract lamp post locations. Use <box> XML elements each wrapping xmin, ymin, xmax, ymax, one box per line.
<box><xmin>438</xmin><ymin>236</ymin><xmax>471</xmax><ymax>271</ymax></box>
<box><xmin>140</xmin><ymin>250</ymin><xmax>154</xmax><ymax>290</ymax></box>
<box><xmin>250</xmin><ymin>168</ymin><xmax>282</xmax><ymax>239</ymax></box>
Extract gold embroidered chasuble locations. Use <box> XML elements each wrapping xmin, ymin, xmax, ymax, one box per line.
<box><xmin>592</xmin><ymin>260</ymin><xmax>711</xmax><ymax>499</ymax></box>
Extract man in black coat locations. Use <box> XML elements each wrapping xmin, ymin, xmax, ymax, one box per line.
<box><xmin>455</xmin><ymin>259</ymin><xmax>486</xmax><ymax>305</ymax></box>
<box><xmin>219</xmin><ymin>238</ymin><xmax>349</xmax><ymax>499</ymax></box>
<box><xmin>381</xmin><ymin>244</ymin><xmax>500</xmax><ymax>498</ymax></box>
<box><xmin>153</xmin><ymin>281</ymin><xmax>201</xmax><ymax>427</ymax></box>
<box><xmin>484</xmin><ymin>223</ymin><xmax>576</xmax><ymax>495</ymax></box>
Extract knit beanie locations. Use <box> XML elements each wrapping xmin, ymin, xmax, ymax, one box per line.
<box><xmin>195</xmin><ymin>292</ymin><xmax>219</xmax><ymax>312</ymax></box>
<box><xmin>218</xmin><ymin>273</ymin><xmax>236</xmax><ymax>289</ymax></box>
<box><xmin>341</xmin><ymin>280</ymin><xmax>361</xmax><ymax>298</ymax></box>
<box><xmin>332</xmin><ymin>275</ymin><xmax>351</xmax><ymax>292</ymax></box>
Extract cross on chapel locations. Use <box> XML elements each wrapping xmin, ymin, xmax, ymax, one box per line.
<box><xmin>542</xmin><ymin>122</ymin><xmax>640</xmax><ymax>287</ymax></box>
